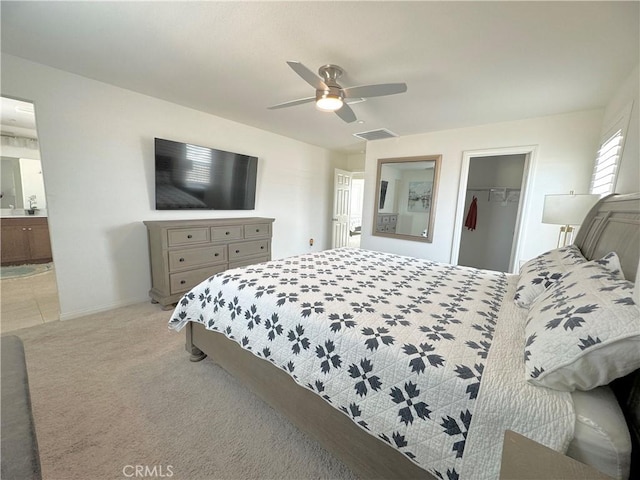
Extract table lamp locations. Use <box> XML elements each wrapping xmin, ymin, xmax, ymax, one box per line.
<box><xmin>542</xmin><ymin>192</ymin><xmax>600</xmax><ymax>247</ymax></box>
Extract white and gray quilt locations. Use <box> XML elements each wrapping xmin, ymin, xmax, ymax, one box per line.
<box><xmin>169</xmin><ymin>248</ymin><xmax>574</xmax><ymax>479</ymax></box>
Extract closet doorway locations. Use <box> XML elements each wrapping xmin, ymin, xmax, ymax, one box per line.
<box><xmin>451</xmin><ymin>147</ymin><xmax>535</xmax><ymax>273</ymax></box>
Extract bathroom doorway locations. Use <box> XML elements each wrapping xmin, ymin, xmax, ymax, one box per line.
<box><xmin>349</xmin><ymin>173</ymin><xmax>365</xmax><ymax>247</ymax></box>
<box><xmin>0</xmin><ymin>96</ymin><xmax>60</xmax><ymax>332</ymax></box>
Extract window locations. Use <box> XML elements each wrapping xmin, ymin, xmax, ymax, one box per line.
<box><xmin>589</xmin><ymin>101</ymin><xmax>633</xmax><ymax>195</ymax></box>
<box><xmin>590</xmin><ymin>129</ymin><xmax>623</xmax><ymax>195</ymax></box>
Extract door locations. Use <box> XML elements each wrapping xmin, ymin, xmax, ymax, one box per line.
<box><xmin>28</xmin><ymin>221</ymin><xmax>53</xmax><ymax>262</ymax></box>
<box><xmin>332</xmin><ymin>169</ymin><xmax>352</xmax><ymax>248</ymax></box>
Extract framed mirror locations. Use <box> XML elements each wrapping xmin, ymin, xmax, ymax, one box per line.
<box><xmin>373</xmin><ymin>155</ymin><xmax>441</xmax><ymax>243</ymax></box>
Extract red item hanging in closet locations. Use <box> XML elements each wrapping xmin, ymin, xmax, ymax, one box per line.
<box><xmin>465</xmin><ymin>196</ymin><xmax>478</xmax><ymax>231</ymax></box>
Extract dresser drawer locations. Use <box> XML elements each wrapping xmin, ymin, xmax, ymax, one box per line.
<box><xmin>376</xmin><ymin>224</ymin><xmax>396</xmax><ymax>233</ymax></box>
<box><xmin>244</xmin><ymin>223</ymin><xmax>272</xmax><ymax>239</ymax></box>
<box><xmin>211</xmin><ymin>226</ymin><xmax>244</xmax><ymax>242</ymax></box>
<box><xmin>169</xmin><ymin>264</ymin><xmax>226</xmax><ymax>295</ymax></box>
<box><xmin>167</xmin><ymin>227</ymin><xmax>210</xmax><ymax>246</ymax></box>
<box><xmin>168</xmin><ymin>246</ymin><xmax>226</xmax><ymax>271</ymax></box>
<box><xmin>229</xmin><ymin>239</ymin><xmax>270</xmax><ymax>260</ymax></box>
<box><xmin>229</xmin><ymin>255</ymin><xmax>270</xmax><ymax>269</ymax></box>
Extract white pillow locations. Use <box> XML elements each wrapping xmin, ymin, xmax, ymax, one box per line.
<box><xmin>514</xmin><ymin>245</ymin><xmax>587</xmax><ymax>308</ymax></box>
<box><xmin>524</xmin><ymin>259</ymin><xmax>640</xmax><ymax>391</ymax></box>
<box><xmin>515</xmin><ymin>249</ymin><xmax>623</xmax><ymax>309</ymax></box>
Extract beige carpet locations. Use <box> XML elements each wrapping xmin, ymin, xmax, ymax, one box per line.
<box><xmin>10</xmin><ymin>302</ymin><xmax>356</xmax><ymax>480</ymax></box>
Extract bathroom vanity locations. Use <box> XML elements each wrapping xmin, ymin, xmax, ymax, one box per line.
<box><xmin>1</xmin><ymin>216</ymin><xmax>52</xmax><ymax>266</ymax></box>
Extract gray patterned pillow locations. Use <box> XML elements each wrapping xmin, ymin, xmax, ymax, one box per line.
<box><xmin>514</xmin><ymin>245</ymin><xmax>587</xmax><ymax>308</ymax></box>
<box><xmin>524</xmin><ymin>260</ymin><xmax>640</xmax><ymax>391</ymax></box>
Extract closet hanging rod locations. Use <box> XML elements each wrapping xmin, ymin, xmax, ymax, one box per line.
<box><xmin>466</xmin><ymin>187</ymin><xmax>520</xmax><ymax>192</ymax></box>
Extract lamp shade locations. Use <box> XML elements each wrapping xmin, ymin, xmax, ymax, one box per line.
<box><xmin>542</xmin><ymin>193</ymin><xmax>600</xmax><ymax>225</ymax></box>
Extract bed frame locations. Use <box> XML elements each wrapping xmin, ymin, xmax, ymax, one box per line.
<box><xmin>185</xmin><ymin>192</ymin><xmax>640</xmax><ymax>479</ymax></box>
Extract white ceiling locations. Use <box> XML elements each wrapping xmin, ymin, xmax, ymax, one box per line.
<box><xmin>1</xmin><ymin>1</ymin><xmax>638</xmax><ymax>152</ymax></box>
<box><xmin>0</xmin><ymin>97</ymin><xmax>37</xmax><ymax>138</ymax></box>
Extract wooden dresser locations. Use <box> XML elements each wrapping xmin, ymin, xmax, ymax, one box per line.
<box><xmin>144</xmin><ymin>217</ymin><xmax>274</xmax><ymax>308</ymax></box>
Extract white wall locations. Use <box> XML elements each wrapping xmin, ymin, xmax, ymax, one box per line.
<box><xmin>360</xmin><ymin>109</ymin><xmax>603</xmax><ymax>265</ymax></box>
<box><xmin>1</xmin><ymin>54</ymin><xmax>347</xmax><ymax>319</ymax></box>
<box><xmin>346</xmin><ymin>153</ymin><xmax>366</xmax><ymax>172</ymax></box>
<box><xmin>604</xmin><ymin>64</ymin><xmax>639</xmax><ymax>194</ymax></box>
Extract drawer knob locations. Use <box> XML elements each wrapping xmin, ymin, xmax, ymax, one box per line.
<box><xmin>260</xmin><ymin>246</ymin><xmax>264</xmax><ymax>249</ymax></box>
<box><xmin>256</xmin><ymin>229</ymin><xmax>260</xmax><ymax>232</ymax></box>
<box><xmin>214</xmin><ymin>253</ymin><xmax>219</xmax><ymax>257</ymax></box>
<box><xmin>180</xmin><ymin>280</ymin><xmax>186</xmax><ymax>285</ymax></box>
<box><xmin>235</xmin><ymin>249</ymin><xmax>240</xmax><ymax>254</ymax></box>
<box><xmin>179</xmin><ymin>258</ymin><xmax>185</xmax><ymax>262</ymax></box>
<box><xmin>225</xmin><ymin>231</ymin><xmax>230</xmax><ymax>235</ymax></box>
<box><xmin>187</xmin><ymin>234</ymin><xmax>192</xmax><ymax>239</ymax></box>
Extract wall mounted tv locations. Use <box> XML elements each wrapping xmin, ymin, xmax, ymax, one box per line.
<box><xmin>155</xmin><ymin>138</ymin><xmax>258</xmax><ymax>210</ymax></box>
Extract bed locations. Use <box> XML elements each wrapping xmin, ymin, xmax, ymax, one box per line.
<box><xmin>169</xmin><ymin>193</ymin><xmax>640</xmax><ymax>479</ymax></box>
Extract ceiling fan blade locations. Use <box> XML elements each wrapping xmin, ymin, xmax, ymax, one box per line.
<box><xmin>268</xmin><ymin>97</ymin><xmax>315</xmax><ymax>110</ymax></box>
<box><xmin>335</xmin><ymin>103</ymin><xmax>357</xmax><ymax>123</ymax></box>
<box><xmin>343</xmin><ymin>83</ymin><xmax>407</xmax><ymax>99</ymax></box>
<box><xmin>287</xmin><ymin>61</ymin><xmax>328</xmax><ymax>91</ymax></box>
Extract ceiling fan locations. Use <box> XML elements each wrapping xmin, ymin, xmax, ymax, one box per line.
<box><xmin>268</xmin><ymin>61</ymin><xmax>407</xmax><ymax>123</ymax></box>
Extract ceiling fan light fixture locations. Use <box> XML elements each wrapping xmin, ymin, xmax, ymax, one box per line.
<box><xmin>315</xmin><ymin>88</ymin><xmax>344</xmax><ymax>112</ymax></box>
<box><xmin>315</xmin><ymin>94</ymin><xmax>343</xmax><ymax>112</ymax></box>
<box><xmin>270</xmin><ymin>61</ymin><xmax>408</xmax><ymax>123</ymax></box>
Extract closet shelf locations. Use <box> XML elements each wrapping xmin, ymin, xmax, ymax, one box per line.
<box><xmin>467</xmin><ymin>187</ymin><xmax>521</xmax><ymax>202</ymax></box>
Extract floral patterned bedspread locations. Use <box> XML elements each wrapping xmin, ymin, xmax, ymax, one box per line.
<box><xmin>169</xmin><ymin>248</ymin><xmax>573</xmax><ymax>479</ymax></box>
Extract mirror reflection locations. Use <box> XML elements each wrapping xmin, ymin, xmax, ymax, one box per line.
<box><xmin>373</xmin><ymin>155</ymin><xmax>441</xmax><ymax>242</ymax></box>
<box><xmin>1</xmin><ymin>158</ymin><xmax>46</xmax><ymax>213</ymax></box>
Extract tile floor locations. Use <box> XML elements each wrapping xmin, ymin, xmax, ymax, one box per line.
<box><xmin>1</xmin><ymin>268</ymin><xmax>60</xmax><ymax>333</ymax></box>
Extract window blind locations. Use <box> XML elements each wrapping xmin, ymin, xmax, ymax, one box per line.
<box><xmin>589</xmin><ymin>129</ymin><xmax>623</xmax><ymax>195</ymax></box>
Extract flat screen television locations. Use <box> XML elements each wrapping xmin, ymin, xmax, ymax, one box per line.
<box><xmin>155</xmin><ymin>138</ymin><xmax>258</xmax><ymax>210</ymax></box>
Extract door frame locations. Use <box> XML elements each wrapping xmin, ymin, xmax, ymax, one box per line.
<box><xmin>450</xmin><ymin>145</ymin><xmax>537</xmax><ymax>273</ymax></box>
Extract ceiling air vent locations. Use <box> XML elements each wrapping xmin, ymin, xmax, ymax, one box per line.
<box><xmin>352</xmin><ymin>128</ymin><xmax>398</xmax><ymax>141</ymax></box>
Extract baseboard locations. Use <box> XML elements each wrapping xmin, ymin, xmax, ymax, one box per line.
<box><xmin>58</xmin><ymin>296</ymin><xmax>152</xmax><ymax>321</ymax></box>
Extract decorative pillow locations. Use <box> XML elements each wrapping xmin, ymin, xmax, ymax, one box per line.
<box><xmin>514</xmin><ymin>245</ymin><xmax>587</xmax><ymax>308</ymax></box>
<box><xmin>592</xmin><ymin>251</ymin><xmax>624</xmax><ymax>277</ymax></box>
<box><xmin>524</xmin><ymin>260</ymin><xmax>640</xmax><ymax>391</ymax></box>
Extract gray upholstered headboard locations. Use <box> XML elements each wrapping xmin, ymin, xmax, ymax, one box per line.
<box><xmin>573</xmin><ymin>192</ymin><xmax>640</xmax><ymax>478</ymax></box>
<box><xmin>574</xmin><ymin>192</ymin><xmax>640</xmax><ymax>281</ymax></box>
